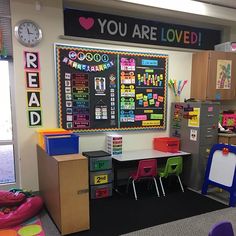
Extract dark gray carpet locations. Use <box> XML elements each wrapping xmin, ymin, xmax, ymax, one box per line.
<box><xmin>39</xmin><ymin>187</ymin><xmax>229</xmax><ymax>236</ymax></box>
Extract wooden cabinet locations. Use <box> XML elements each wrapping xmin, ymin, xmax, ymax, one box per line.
<box><xmin>37</xmin><ymin>145</ymin><xmax>90</xmax><ymax>235</ymax></box>
<box><xmin>218</xmin><ymin>133</ymin><xmax>236</xmax><ymax>145</ymax></box>
<box><xmin>191</xmin><ymin>51</ymin><xmax>236</xmax><ymax>100</ymax></box>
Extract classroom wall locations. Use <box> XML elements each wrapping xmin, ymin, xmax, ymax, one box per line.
<box><xmin>10</xmin><ymin>0</ymin><xmax>234</xmax><ymax>191</ymax></box>
<box><xmin>11</xmin><ymin>0</ymin><xmax>64</xmax><ymax>190</ymax></box>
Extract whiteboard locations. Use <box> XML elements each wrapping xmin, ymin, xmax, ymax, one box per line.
<box><xmin>209</xmin><ymin>150</ymin><xmax>236</xmax><ymax>187</ymax></box>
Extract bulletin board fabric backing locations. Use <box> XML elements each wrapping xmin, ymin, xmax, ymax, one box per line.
<box><xmin>54</xmin><ymin>43</ymin><xmax>168</xmax><ymax>132</ymax></box>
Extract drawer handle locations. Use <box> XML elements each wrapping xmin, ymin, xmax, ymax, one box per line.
<box><xmin>77</xmin><ymin>189</ymin><xmax>89</xmax><ymax>195</ymax></box>
<box><xmin>205</xmin><ymin>135</ymin><xmax>213</xmax><ymax>138</ymax></box>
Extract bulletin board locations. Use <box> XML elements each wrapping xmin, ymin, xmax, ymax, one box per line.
<box><xmin>54</xmin><ymin>44</ymin><xmax>168</xmax><ymax>132</ymax></box>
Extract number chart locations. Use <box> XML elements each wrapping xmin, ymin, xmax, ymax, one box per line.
<box><xmin>55</xmin><ymin>44</ymin><xmax>168</xmax><ymax>132</ymax></box>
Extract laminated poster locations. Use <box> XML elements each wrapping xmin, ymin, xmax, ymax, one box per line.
<box><xmin>188</xmin><ymin>108</ymin><xmax>200</xmax><ymax>128</ymax></box>
<box><xmin>216</xmin><ymin>60</ymin><xmax>232</xmax><ymax>89</ymax></box>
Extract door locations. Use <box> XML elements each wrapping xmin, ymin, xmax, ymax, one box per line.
<box><xmin>0</xmin><ymin>60</ymin><xmax>19</xmax><ymax>189</ymax></box>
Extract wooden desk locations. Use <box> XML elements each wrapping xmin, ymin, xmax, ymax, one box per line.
<box><xmin>37</xmin><ymin>146</ymin><xmax>90</xmax><ymax>235</ymax></box>
<box><xmin>112</xmin><ymin>149</ymin><xmax>190</xmax><ymax>188</ymax></box>
<box><xmin>218</xmin><ymin>133</ymin><xmax>236</xmax><ymax>145</ymax></box>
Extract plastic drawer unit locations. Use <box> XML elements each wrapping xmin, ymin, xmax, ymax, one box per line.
<box><xmin>106</xmin><ymin>134</ymin><xmax>123</xmax><ymax>155</ymax></box>
<box><xmin>82</xmin><ymin>150</ymin><xmax>113</xmax><ymax>199</ymax></box>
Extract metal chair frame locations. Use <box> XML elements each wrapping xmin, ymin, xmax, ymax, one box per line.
<box><xmin>127</xmin><ymin>176</ymin><xmax>160</xmax><ymax>200</ymax></box>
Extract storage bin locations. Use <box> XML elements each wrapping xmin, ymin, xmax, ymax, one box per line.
<box><xmin>90</xmin><ymin>183</ymin><xmax>112</xmax><ymax>199</ymax></box>
<box><xmin>90</xmin><ymin>156</ymin><xmax>112</xmax><ymax>171</ymax></box>
<box><xmin>45</xmin><ymin>133</ymin><xmax>79</xmax><ymax>156</ymax></box>
<box><xmin>90</xmin><ymin>170</ymin><xmax>113</xmax><ymax>185</ymax></box>
<box><xmin>153</xmin><ymin>137</ymin><xmax>180</xmax><ymax>153</ymax></box>
<box><xmin>37</xmin><ymin>128</ymin><xmax>71</xmax><ymax>149</ymax></box>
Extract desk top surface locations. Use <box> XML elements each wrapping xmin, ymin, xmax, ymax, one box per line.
<box><xmin>112</xmin><ymin>149</ymin><xmax>190</xmax><ymax>162</ymax></box>
<box><xmin>218</xmin><ymin>133</ymin><xmax>236</xmax><ymax>137</ymax></box>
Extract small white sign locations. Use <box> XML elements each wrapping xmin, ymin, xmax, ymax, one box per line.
<box><xmin>190</xmin><ymin>129</ymin><xmax>197</xmax><ymax>141</ymax></box>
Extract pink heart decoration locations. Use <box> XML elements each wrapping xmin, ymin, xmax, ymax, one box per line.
<box><xmin>79</xmin><ymin>17</ymin><xmax>94</xmax><ymax>30</ymax></box>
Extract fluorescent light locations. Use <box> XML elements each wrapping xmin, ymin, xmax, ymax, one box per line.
<box><xmin>118</xmin><ymin>0</ymin><xmax>207</xmax><ymax>15</ymax></box>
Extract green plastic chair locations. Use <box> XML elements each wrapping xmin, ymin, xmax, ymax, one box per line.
<box><xmin>158</xmin><ymin>156</ymin><xmax>184</xmax><ymax>196</ymax></box>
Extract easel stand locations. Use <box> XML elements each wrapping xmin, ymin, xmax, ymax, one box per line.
<box><xmin>202</xmin><ymin>144</ymin><xmax>236</xmax><ymax>207</ymax></box>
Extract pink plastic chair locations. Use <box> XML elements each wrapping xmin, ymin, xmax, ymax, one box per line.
<box><xmin>126</xmin><ymin>159</ymin><xmax>160</xmax><ymax>200</ymax></box>
<box><xmin>208</xmin><ymin>221</ymin><xmax>234</xmax><ymax>236</ymax></box>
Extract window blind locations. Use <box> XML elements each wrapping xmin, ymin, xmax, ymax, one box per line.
<box><xmin>0</xmin><ymin>0</ymin><xmax>12</xmax><ymax>59</ymax></box>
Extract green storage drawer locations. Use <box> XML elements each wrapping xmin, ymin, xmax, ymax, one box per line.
<box><xmin>90</xmin><ymin>156</ymin><xmax>112</xmax><ymax>171</ymax></box>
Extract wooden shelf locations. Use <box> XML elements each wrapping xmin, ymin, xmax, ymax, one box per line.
<box><xmin>218</xmin><ymin>133</ymin><xmax>236</xmax><ymax>145</ymax></box>
<box><xmin>37</xmin><ymin>145</ymin><xmax>90</xmax><ymax>235</ymax></box>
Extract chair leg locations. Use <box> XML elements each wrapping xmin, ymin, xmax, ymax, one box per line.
<box><xmin>177</xmin><ymin>175</ymin><xmax>184</xmax><ymax>192</ymax></box>
<box><xmin>132</xmin><ymin>179</ymin><xmax>138</xmax><ymax>200</ymax></box>
<box><xmin>126</xmin><ymin>176</ymin><xmax>132</xmax><ymax>193</ymax></box>
<box><xmin>159</xmin><ymin>177</ymin><xmax>165</xmax><ymax>196</ymax></box>
<box><xmin>153</xmin><ymin>177</ymin><xmax>160</xmax><ymax>197</ymax></box>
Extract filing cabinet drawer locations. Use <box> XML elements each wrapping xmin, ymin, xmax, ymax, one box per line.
<box><xmin>200</xmin><ymin>104</ymin><xmax>220</xmax><ymax>125</ymax></box>
<box><xmin>199</xmin><ymin>126</ymin><xmax>218</xmax><ymax>145</ymax></box>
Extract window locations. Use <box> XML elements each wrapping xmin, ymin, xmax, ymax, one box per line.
<box><xmin>0</xmin><ymin>61</ymin><xmax>15</xmax><ymax>184</ymax></box>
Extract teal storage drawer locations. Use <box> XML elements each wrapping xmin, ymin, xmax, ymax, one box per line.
<box><xmin>90</xmin><ymin>156</ymin><xmax>112</xmax><ymax>171</ymax></box>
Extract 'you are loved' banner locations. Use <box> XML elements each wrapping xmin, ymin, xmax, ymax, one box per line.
<box><xmin>64</xmin><ymin>8</ymin><xmax>221</xmax><ymax>50</ymax></box>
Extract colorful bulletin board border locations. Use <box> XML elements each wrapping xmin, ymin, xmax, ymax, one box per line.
<box><xmin>55</xmin><ymin>43</ymin><xmax>168</xmax><ymax>132</ymax></box>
